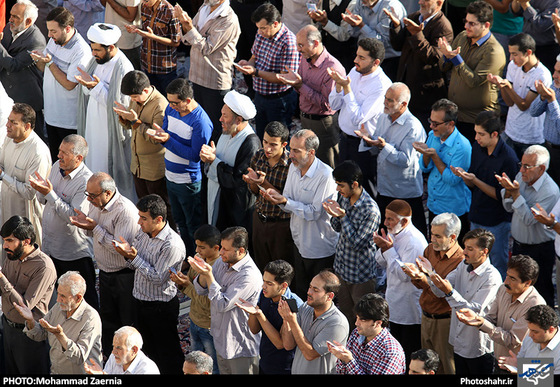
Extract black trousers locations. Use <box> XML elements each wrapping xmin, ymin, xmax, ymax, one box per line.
<box><xmin>135</xmin><ymin>296</ymin><xmax>184</xmax><ymax>374</ymax></box>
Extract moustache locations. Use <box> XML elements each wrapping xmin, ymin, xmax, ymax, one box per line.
<box><xmin>504</xmin><ymin>284</ymin><xmax>511</xmax><ymax>290</ymax></box>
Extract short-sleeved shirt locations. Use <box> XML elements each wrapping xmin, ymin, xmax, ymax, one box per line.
<box><xmin>43</xmin><ymin>31</ymin><xmax>92</xmax><ymax>129</ymax></box>
<box><xmin>291</xmin><ymin>302</ymin><xmax>349</xmax><ymax>374</ymax></box>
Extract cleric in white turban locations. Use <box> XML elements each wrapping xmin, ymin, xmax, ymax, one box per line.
<box><xmin>223</xmin><ymin>90</ymin><xmax>256</xmax><ymax>121</ymax></box>
<box><xmin>87</xmin><ymin>23</ymin><xmax>121</xmax><ymax>46</ymax></box>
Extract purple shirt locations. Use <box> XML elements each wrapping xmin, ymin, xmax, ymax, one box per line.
<box><xmin>297</xmin><ymin>47</ymin><xmax>346</xmax><ymax>116</ymax></box>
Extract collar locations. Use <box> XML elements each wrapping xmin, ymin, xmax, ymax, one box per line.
<box><xmin>102</xmin><ymin>189</ymin><xmax>121</xmax><ymax>212</ymax></box>
<box><xmin>515</xmin><ymin>285</ymin><xmax>537</xmax><ymax>304</ymax></box>
<box><xmin>440</xmin><ymin>127</ymin><xmax>460</xmax><ymax>146</ymax></box>
<box><xmin>228</xmin><ymin>253</ymin><xmax>253</xmax><ymax>272</ymax></box>
<box><xmin>65</xmin><ymin>299</ymin><xmax>89</xmax><ymax>321</ymax></box>
<box><xmin>474</xmin><ymin>31</ymin><xmax>491</xmax><ymax>46</ymax></box>
<box><xmin>529</xmin><ymin>172</ymin><xmax>548</xmax><ymax>192</ymax></box>
<box><xmin>19</xmin><ymin>243</ymin><xmax>42</xmax><ymax>264</ymax></box>
<box><xmin>59</xmin><ymin>161</ymin><xmax>86</xmax><ymax>179</ymax></box>
<box><xmin>125</xmin><ymin>350</ymin><xmax>147</xmax><ymax>374</ymax></box>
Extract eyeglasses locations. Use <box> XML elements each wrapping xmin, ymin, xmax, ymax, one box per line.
<box><xmin>518</xmin><ymin>163</ymin><xmax>539</xmax><ymax>170</ymax></box>
<box><xmin>85</xmin><ymin>191</ymin><xmax>104</xmax><ymax>200</ymax></box>
<box><xmin>168</xmin><ymin>100</ymin><xmax>182</xmax><ymax>106</ymax></box>
<box><xmin>463</xmin><ymin>18</ymin><xmax>481</xmax><ymax>27</ymax></box>
<box><xmin>428</xmin><ymin>118</ymin><xmax>450</xmax><ymax>127</ymax></box>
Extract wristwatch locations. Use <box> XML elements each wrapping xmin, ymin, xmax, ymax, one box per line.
<box><xmin>547</xmin><ymin>220</ymin><xmax>558</xmax><ymax>229</ymax></box>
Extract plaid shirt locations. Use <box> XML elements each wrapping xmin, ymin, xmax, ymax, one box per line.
<box><xmin>336</xmin><ymin>328</ymin><xmax>406</xmax><ymax>375</ymax></box>
<box><xmin>250</xmin><ymin>148</ymin><xmax>290</xmax><ymax>219</ymax></box>
<box><xmin>140</xmin><ymin>0</ymin><xmax>181</xmax><ymax>74</ymax></box>
<box><xmin>331</xmin><ymin>189</ymin><xmax>380</xmax><ymax>283</ymax></box>
<box><xmin>251</xmin><ymin>23</ymin><xmax>300</xmax><ymax>95</ymax></box>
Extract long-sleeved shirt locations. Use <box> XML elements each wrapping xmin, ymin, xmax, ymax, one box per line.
<box><xmin>501</xmin><ymin>172</ymin><xmax>560</xmax><ymax>245</ymax></box>
<box><xmin>297</xmin><ymin>47</ymin><xmax>345</xmax><ymax>116</ymax></box>
<box><xmin>0</xmin><ymin>246</ymin><xmax>57</xmax><ymax>324</ymax></box>
<box><xmin>373</xmin><ymin>109</ymin><xmax>426</xmax><ymax>198</ymax></box>
<box><xmin>329</xmin><ymin>66</ymin><xmax>392</xmax><ymax>150</ymax></box>
<box><xmin>61</xmin><ymin>0</ymin><xmax>105</xmax><ymax>43</ymax></box>
<box><xmin>480</xmin><ymin>284</ymin><xmax>546</xmax><ymax>358</ymax></box>
<box><xmin>129</xmin><ymin>223</ymin><xmax>185</xmax><ymax>302</ymax></box>
<box><xmin>375</xmin><ymin>224</ymin><xmax>428</xmax><ymax>325</ymax></box>
<box><xmin>510</xmin><ymin>0</ymin><xmax>560</xmax><ymax>46</ymax></box>
<box><xmin>351</xmin><ymin>0</ymin><xmax>406</xmax><ymax>59</ymax></box>
<box><xmin>162</xmin><ymin>104</ymin><xmax>213</xmax><ymax>184</ymax></box>
<box><xmin>182</xmin><ymin>1</ymin><xmax>240</xmax><ymax>90</ymax></box>
<box><xmin>419</xmin><ymin>128</ymin><xmax>472</xmax><ymax>216</ymax></box>
<box><xmin>331</xmin><ymin>188</ymin><xmax>380</xmax><ymax>283</ymax></box>
<box><xmin>430</xmin><ymin>259</ymin><xmax>502</xmax><ymax>358</ymax></box>
<box><xmin>441</xmin><ymin>30</ymin><xmax>506</xmax><ymax>123</ymax></box>
<box><xmin>529</xmin><ymin>85</ymin><xmax>560</xmax><ymax>145</ymax></box>
<box><xmin>251</xmin><ymin>23</ymin><xmax>300</xmax><ymax>96</ymax></box>
<box><xmin>280</xmin><ymin>158</ymin><xmax>339</xmax><ymax>259</ymax></box>
<box><xmin>38</xmin><ymin>161</ymin><xmax>93</xmax><ymax>261</ymax></box>
<box><xmin>24</xmin><ymin>299</ymin><xmax>102</xmax><ymax>375</ymax></box>
<box><xmin>88</xmin><ymin>190</ymin><xmax>140</xmax><ymax>273</ymax></box>
<box><xmin>193</xmin><ymin>253</ymin><xmax>263</xmax><ymax>360</ymax></box>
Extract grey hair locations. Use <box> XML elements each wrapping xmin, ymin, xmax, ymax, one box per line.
<box><xmin>58</xmin><ymin>271</ymin><xmax>86</xmax><ymax>296</ymax></box>
<box><xmin>292</xmin><ymin>129</ymin><xmax>320</xmax><ymax>152</ymax></box>
<box><xmin>184</xmin><ymin>351</ymin><xmax>214</xmax><ymax>374</ymax></box>
<box><xmin>431</xmin><ymin>212</ymin><xmax>461</xmax><ymax>237</ymax></box>
<box><xmin>301</xmin><ymin>24</ymin><xmax>322</xmax><ymax>44</ymax></box>
<box><xmin>91</xmin><ymin>172</ymin><xmax>117</xmax><ymax>193</ymax></box>
<box><xmin>62</xmin><ymin>134</ymin><xmax>89</xmax><ymax>158</ymax></box>
<box><xmin>114</xmin><ymin>326</ymin><xmax>143</xmax><ymax>350</ymax></box>
<box><xmin>524</xmin><ymin>144</ymin><xmax>550</xmax><ymax>170</ymax></box>
<box><xmin>17</xmin><ymin>0</ymin><xmax>38</xmax><ymax>25</ymax></box>
<box><xmin>388</xmin><ymin>82</ymin><xmax>411</xmax><ymax>104</ymax></box>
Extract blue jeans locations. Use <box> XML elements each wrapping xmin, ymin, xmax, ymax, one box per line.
<box><xmin>470</xmin><ymin>221</ymin><xmax>511</xmax><ymax>279</ymax></box>
<box><xmin>190</xmin><ymin>321</ymin><xmax>219</xmax><ymax>374</ymax></box>
<box><xmin>166</xmin><ymin>179</ymin><xmax>202</xmax><ymax>257</ymax></box>
<box><xmin>253</xmin><ymin>89</ymin><xmax>297</xmax><ymax>139</ymax></box>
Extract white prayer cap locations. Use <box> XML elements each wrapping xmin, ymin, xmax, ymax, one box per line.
<box><xmin>223</xmin><ymin>90</ymin><xmax>256</xmax><ymax>121</ymax></box>
<box><xmin>87</xmin><ymin>23</ymin><xmax>121</xmax><ymax>45</ymax></box>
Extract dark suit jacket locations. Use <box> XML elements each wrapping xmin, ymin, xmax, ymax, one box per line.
<box><xmin>0</xmin><ymin>24</ymin><xmax>46</xmax><ymax>112</ymax></box>
<box><xmin>389</xmin><ymin>11</ymin><xmax>454</xmax><ymax>114</ymax></box>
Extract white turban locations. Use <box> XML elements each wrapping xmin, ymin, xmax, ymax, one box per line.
<box><xmin>87</xmin><ymin>23</ymin><xmax>121</xmax><ymax>45</ymax></box>
<box><xmin>223</xmin><ymin>90</ymin><xmax>256</xmax><ymax>121</ymax></box>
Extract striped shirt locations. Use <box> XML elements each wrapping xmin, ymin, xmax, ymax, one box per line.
<box><xmin>39</xmin><ymin>161</ymin><xmax>93</xmax><ymax>261</ymax></box>
<box><xmin>162</xmin><ymin>104</ymin><xmax>213</xmax><ymax>184</ymax></box>
<box><xmin>529</xmin><ymin>85</ymin><xmax>560</xmax><ymax>145</ymax></box>
<box><xmin>129</xmin><ymin>223</ymin><xmax>185</xmax><ymax>302</ymax></box>
<box><xmin>336</xmin><ymin>328</ymin><xmax>406</xmax><ymax>374</ymax></box>
<box><xmin>251</xmin><ymin>23</ymin><xmax>300</xmax><ymax>96</ymax></box>
<box><xmin>89</xmin><ymin>190</ymin><xmax>140</xmax><ymax>273</ymax></box>
<box><xmin>140</xmin><ymin>0</ymin><xmax>181</xmax><ymax>74</ymax></box>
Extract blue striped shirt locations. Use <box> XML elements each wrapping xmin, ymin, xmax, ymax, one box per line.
<box><xmin>162</xmin><ymin>104</ymin><xmax>212</xmax><ymax>184</ymax></box>
<box><xmin>529</xmin><ymin>86</ymin><xmax>560</xmax><ymax>145</ymax></box>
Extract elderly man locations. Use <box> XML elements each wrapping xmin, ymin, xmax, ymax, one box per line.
<box><xmin>14</xmin><ymin>271</ymin><xmax>102</xmax><ymax>375</ymax></box>
<box><xmin>497</xmin><ymin>144</ymin><xmax>560</xmax><ymax>306</ymax></box>
<box><xmin>76</xmin><ymin>22</ymin><xmax>135</xmax><ymax>200</ymax></box>
<box><xmin>29</xmin><ymin>134</ymin><xmax>97</xmax><ymax>310</ymax></box>
<box><xmin>0</xmin><ymin>0</ymin><xmax>46</xmax><ymax>141</ymax></box>
<box><xmin>373</xmin><ymin>199</ymin><xmax>428</xmax><ymax>366</ymax></box>
<box><xmin>0</xmin><ymin>103</ymin><xmax>51</xmax><ymax>245</ymax></box>
<box><xmin>262</xmin><ymin>129</ymin><xmax>339</xmax><ymax>298</ymax></box>
<box><xmin>69</xmin><ymin>171</ymin><xmax>140</xmax><ymax>359</ymax></box>
<box><xmin>0</xmin><ymin>215</ymin><xmax>57</xmax><ymax>374</ymax></box>
<box><xmin>85</xmin><ymin>326</ymin><xmax>159</xmax><ymax>374</ymax></box>
<box><xmin>277</xmin><ymin>24</ymin><xmax>346</xmax><ymax>168</ymax></box>
<box><xmin>359</xmin><ymin>82</ymin><xmax>427</xmax><ymax>236</ymax></box>
<box><xmin>173</xmin><ymin>0</ymin><xmax>240</xmax><ymax>143</ymax></box>
<box><xmin>201</xmin><ymin>89</ymin><xmax>260</xmax><ymax>235</ymax></box>
<box><xmin>113</xmin><ymin>194</ymin><xmax>186</xmax><ymax>374</ymax></box>
<box><xmin>402</xmin><ymin>212</ymin><xmax>464</xmax><ymax>374</ymax></box>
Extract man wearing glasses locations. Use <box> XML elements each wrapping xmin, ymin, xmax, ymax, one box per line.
<box><xmin>414</xmin><ymin>98</ymin><xmax>472</xmax><ymax>242</ymax></box>
<box><xmin>496</xmin><ymin>144</ymin><xmax>560</xmax><ymax>307</ymax></box>
<box><xmin>70</xmin><ymin>171</ymin><xmax>140</xmax><ymax>360</ymax></box>
<box><xmin>438</xmin><ymin>0</ymin><xmax>505</xmax><ymax>143</ymax></box>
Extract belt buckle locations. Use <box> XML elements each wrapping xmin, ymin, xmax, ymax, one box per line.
<box><xmin>258</xmin><ymin>212</ymin><xmax>267</xmax><ymax>222</ymax></box>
